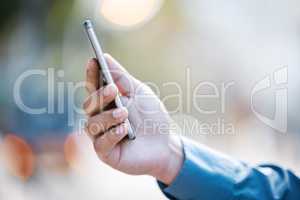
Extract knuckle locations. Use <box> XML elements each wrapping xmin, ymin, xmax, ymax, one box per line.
<box><xmin>93</xmin><ymin>137</ymin><xmax>111</xmax><ymax>160</ymax></box>
<box><xmin>83</xmin><ymin>97</ymin><xmax>91</xmax><ymax>111</ymax></box>
<box><xmin>85</xmin><ymin>81</ymin><xmax>96</xmax><ymax>91</ymax></box>
<box><xmin>84</xmin><ymin>124</ymin><xmax>89</xmax><ymax>135</ymax></box>
<box><xmin>87</xmin><ymin>119</ymin><xmax>104</xmax><ymax>135</ymax></box>
<box><xmin>84</xmin><ymin>94</ymin><xmax>100</xmax><ymax>115</ymax></box>
<box><xmin>87</xmin><ymin>58</ymin><xmax>97</xmax><ymax>69</ymax></box>
<box><xmin>106</xmin><ymin>131</ymin><xmax>116</xmax><ymax>146</ymax></box>
<box><xmin>93</xmin><ymin>139</ymin><xmax>104</xmax><ymax>153</ymax></box>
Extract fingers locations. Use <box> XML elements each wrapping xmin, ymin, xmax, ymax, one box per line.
<box><xmin>85</xmin><ymin>58</ymin><xmax>102</xmax><ymax>94</ymax></box>
<box><xmin>94</xmin><ymin>123</ymin><xmax>128</xmax><ymax>157</ymax></box>
<box><xmin>85</xmin><ymin>107</ymin><xmax>128</xmax><ymax>136</ymax></box>
<box><xmin>83</xmin><ymin>84</ymin><xmax>118</xmax><ymax>116</ymax></box>
<box><xmin>104</xmin><ymin>54</ymin><xmax>140</xmax><ymax>96</ymax></box>
<box><xmin>86</xmin><ymin>55</ymin><xmax>144</xmax><ymax>97</ymax></box>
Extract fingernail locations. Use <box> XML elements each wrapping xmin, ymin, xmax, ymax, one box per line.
<box><xmin>103</xmin><ymin>84</ymin><xmax>116</xmax><ymax>97</ymax></box>
<box><xmin>112</xmin><ymin>107</ymin><xmax>127</xmax><ymax>119</ymax></box>
<box><xmin>115</xmin><ymin>125</ymin><xmax>124</xmax><ymax>135</ymax></box>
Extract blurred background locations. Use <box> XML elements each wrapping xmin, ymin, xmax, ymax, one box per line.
<box><xmin>0</xmin><ymin>0</ymin><xmax>300</xmax><ymax>199</ymax></box>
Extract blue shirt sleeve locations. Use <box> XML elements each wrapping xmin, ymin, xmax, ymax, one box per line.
<box><xmin>158</xmin><ymin>137</ymin><xmax>300</xmax><ymax>200</ymax></box>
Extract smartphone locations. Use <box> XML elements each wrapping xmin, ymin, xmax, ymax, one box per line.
<box><xmin>83</xmin><ymin>19</ymin><xmax>136</xmax><ymax>140</ymax></box>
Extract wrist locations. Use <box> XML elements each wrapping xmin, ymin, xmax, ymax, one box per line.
<box><xmin>153</xmin><ymin>135</ymin><xmax>184</xmax><ymax>185</ymax></box>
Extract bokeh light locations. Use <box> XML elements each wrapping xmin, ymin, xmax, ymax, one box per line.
<box><xmin>100</xmin><ymin>0</ymin><xmax>163</xmax><ymax>27</ymax></box>
<box><xmin>64</xmin><ymin>133</ymin><xmax>80</xmax><ymax>169</ymax></box>
<box><xmin>2</xmin><ymin>134</ymin><xmax>36</xmax><ymax>181</ymax></box>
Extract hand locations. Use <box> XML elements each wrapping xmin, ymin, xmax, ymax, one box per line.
<box><xmin>83</xmin><ymin>54</ymin><xmax>183</xmax><ymax>185</ymax></box>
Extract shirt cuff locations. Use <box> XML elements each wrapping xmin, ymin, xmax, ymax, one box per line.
<box><xmin>158</xmin><ymin>137</ymin><xmax>243</xmax><ymax>200</ymax></box>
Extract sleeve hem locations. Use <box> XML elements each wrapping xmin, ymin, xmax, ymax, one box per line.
<box><xmin>158</xmin><ymin>137</ymin><xmax>235</xmax><ymax>200</ymax></box>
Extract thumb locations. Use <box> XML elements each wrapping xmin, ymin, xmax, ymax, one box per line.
<box><xmin>104</xmin><ymin>54</ymin><xmax>140</xmax><ymax>96</ymax></box>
